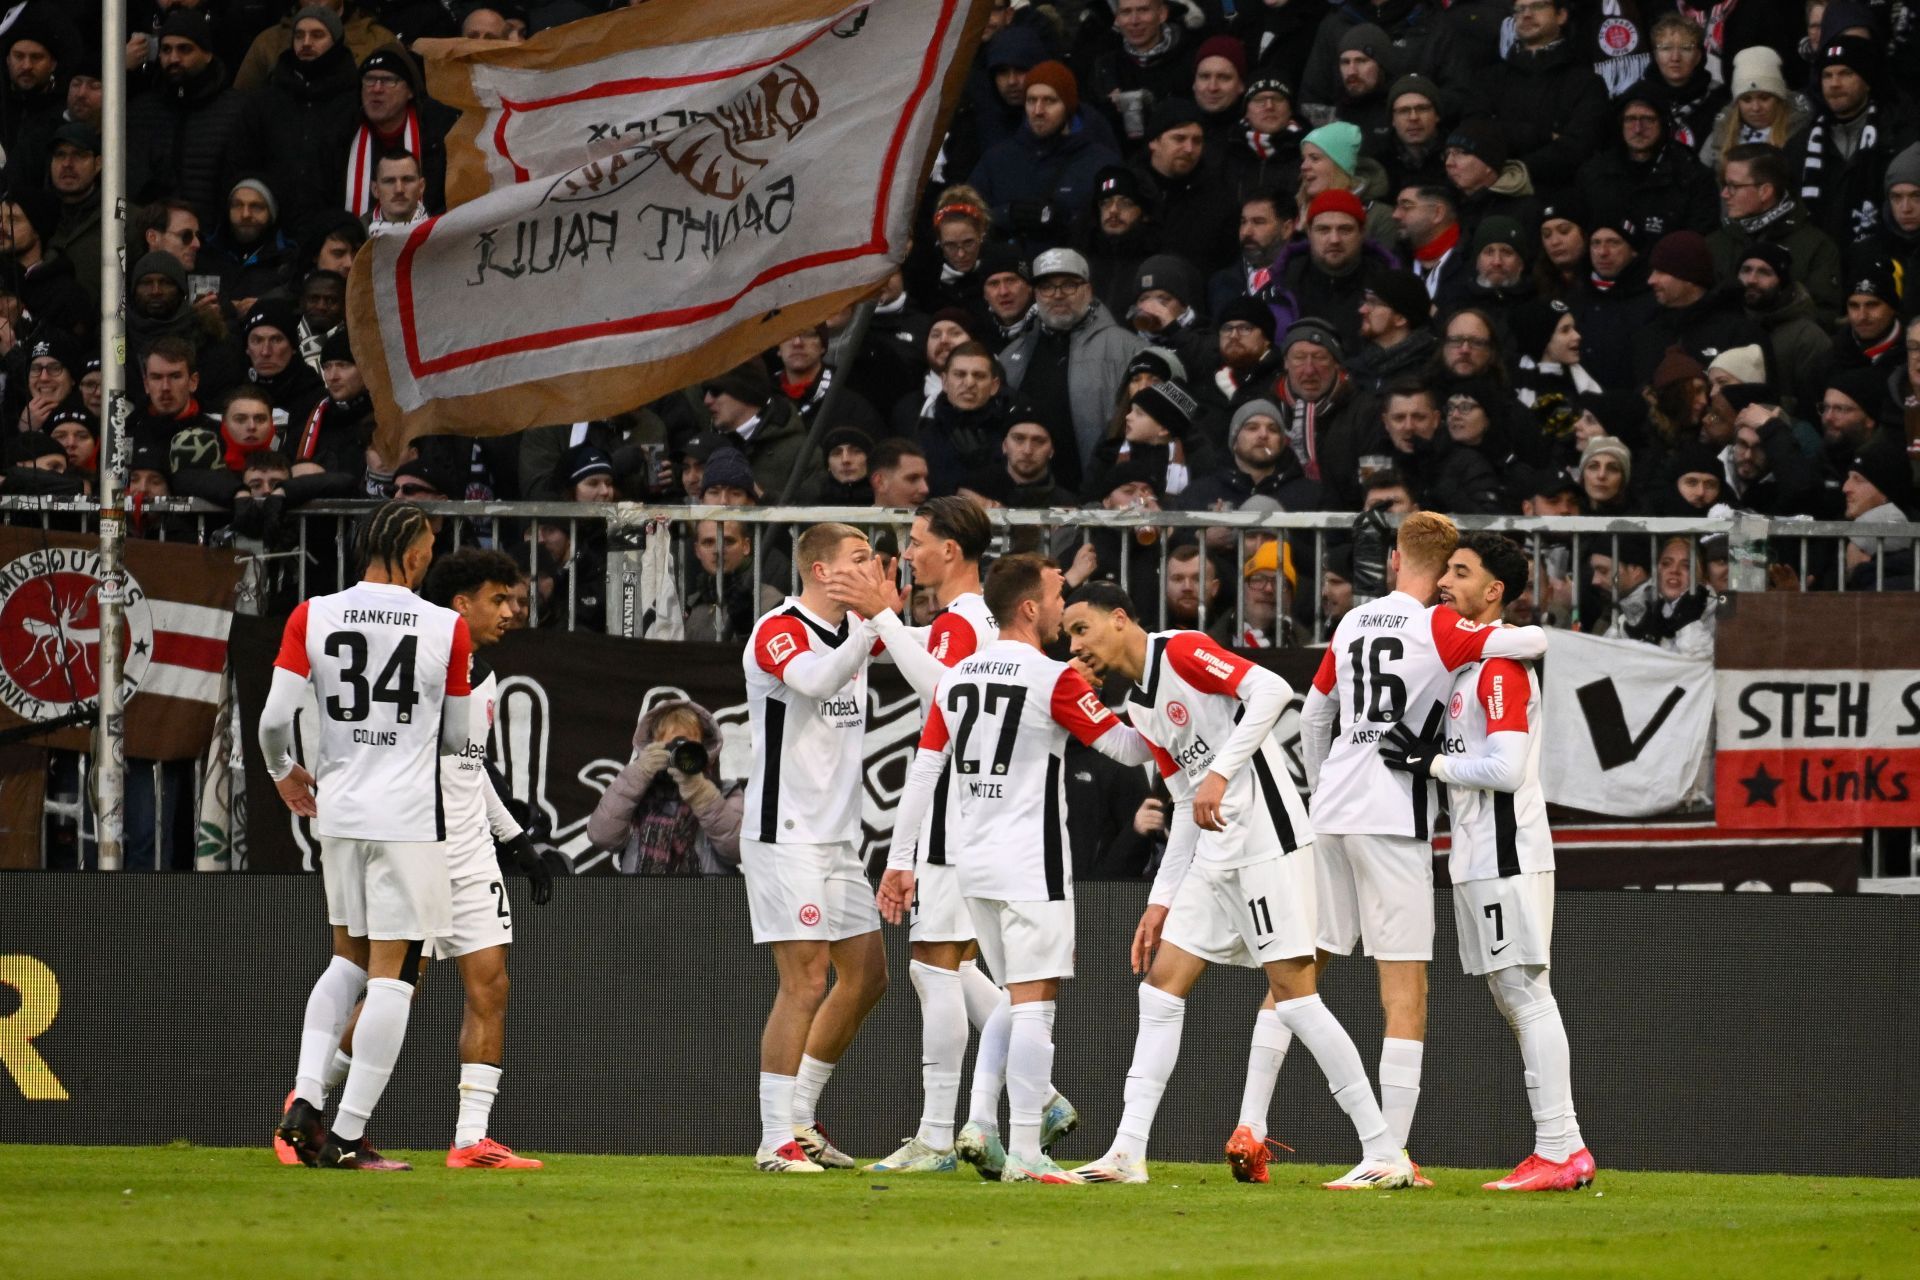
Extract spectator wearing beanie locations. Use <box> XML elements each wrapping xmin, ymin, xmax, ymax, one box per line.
<box><xmin>1701</xmin><ymin>47</ymin><xmax>1810</xmax><ymax>175</ymax></box>
<box><xmin>1872</xmin><ymin>142</ymin><xmax>1920</xmax><ymax>292</ymax></box>
<box><xmin>969</xmin><ymin>60</ymin><xmax>1120</xmax><ymax>257</ymax></box>
<box><xmin>1732</xmin><ymin>240</ymin><xmax>1832</xmax><ymax>417</ymax></box>
<box><xmin>1827</xmin><ymin>251</ymin><xmax>1907</xmax><ymax>376</ymax></box>
<box><xmin>295</xmin><ymin>326</ymin><xmax>374</xmax><ymax>479</ymax></box>
<box><xmin>1378</xmin><ymin>75</ymin><xmax>1449</xmax><ymax>193</ymax></box>
<box><xmin>1786</xmin><ymin>34</ymin><xmax>1916</xmax><ymax>247</ymax></box>
<box><xmin>957</xmin><ymin>26</ymin><xmax>1054</xmax><ymax>174</ymax></box>
<box><xmin>1128</xmin><ymin>97</ymin><xmax>1240</xmax><ymax>274</ymax></box>
<box><xmin>1</xmin><ymin>429</ymin><xmax>85</xmax><ymax>501</ymax></box>
<box><xmin>1464</xmin><ymin>215</ymin><xmax>1539</xmax><ymax>333</ymax></box>
<box><xmin>1223</xmin><ymin>75</ymin><xmax>1307</xmax><ymax>203</ymax></box>
<box><xmin>125</xmin><ymin>10</ymin><xmax>249</xmax><ymax>230</ymax></box>
<box><xmin>1297</xmin><ymin>0</ymin><xmax>1454</xmax><ymax>117</ymax></box>
<box><xmin>1086</xmin><ymin>376</ymin><xmax>1211</xmax><ymax>501</ymax></box>
<box><xmin>241</xmin><ymin>7</ymin><xmax>363</xmax><ymax>235</ymax></box>
<box><xmin>1532</xmin><ymin>192</ymin><xmax>1590</xmax><ymax>302</ymax></box>
<box><xmin>1295</xmin><ymin>119</ymin><xmax>1396</xmax><ymax>246</ymax></box>
<box><xmin>913</xmin><ymin>339</ymin><xmax>1012</xmax><ymax>497</ymax></box>
<box><xmin>342</xmin><ymin>45</ymin><xmax>459</xmax><ymax>220</ymax></box>
<box><xmin>1511</xmin><ymin>299</ymin><xmax>1602</xmax><ymax>464</ymax></box>
<box><xmin>1440</xmin><ymin>117</ymin><xmax>1539</xmax><ymax>240</ymax></box>
<box><xmin>1349</xmin><ymin>267</ymin><xmax>1437</xmax><ymax>392</ymax></box>
<box><xmin>700</xmin><ymin>359</ymin><xmax>818</xmax><ymax>498</ymax></box>
<box><xmin>1273</xmin><ymin>316</ymin><xmax>1374</xmax><ymax>511</ymax></box>
<box><xmin>240</xmin><ymin>299</ymin><xmax>327</xmax><ymax>422</ymax></box>
<box><xmin>1128</xmin><ymin>252</ymin><xmax>1215</xmax><ymax>381</ymax></box>
<box><xmin>1189</xmin><ymin>34</ymin><xmax>1251</xmax><ymax>145</ymax></box>
<box><xmin>125</xmin><ymin>248</ymin><xmax>227</xmax><ymax>384</ymax></box>
<box><xmin>1567</xmin><ymin>209</ymin><xmax>1657</xmax><ymax>389</ymax></box>
<box><xmin>799</xmin><ymin>425</ymin><xmax>877</xmax><ymax>504</ymax></box>
<box><xmin>1464</xmin><ymin>0</ymin><xmax>1609</xmax><ymax>189</ymax></box>
<box><xmin>0</xmin><ymin>11</ymin><xmax>71</xmax><ymax>191</ymax></box>
<box><xmin>199</xmin><ymin>178</ymin><xmax>301</xmax><ymax>316</ymax></box>
<box><xmin>1078</xmin><ymin>166</ymin><xmax>1163</xmax><ymax>323</ymax></box>
<box><xmin>1706</xmin><ymin>143</ymin><xmax>1845</xmax><ymax>327</ymax></box>
<box><xmin>1203</xmin><ymin>293</ymin><xmax>1284</xmax><ymax>414</ymax></box>
<box><xmin>1838</xmin><ymin>431</ymin><xmax>1916</xmax><ymax>589</ymax></box>
<box><xmin>0</xmin><ymin>189</ymin><xmax>92</xmax><ymax>333</ymax></box>
<box><xmin>963</xmin><ymin>410</ymin><xmax>1080</xmax><ymax>510</ymax></box>
<box><xmin>1178</xmin><ymin>396</ymin><xmax>1322</xmax><ymax>516</ymax></box>
<box><xmin>1576</xmin><ymin>85</ymin><xmax>1718</xmax><ymax>247</ymax></box>
<box><xmin>1271</xmin><ymin>187</ymin><xmax>1398</xmax><ymax>353</ymax></box>
<box><xmin>1630</xmin><ymin>230</ymin><xmax>1764</xmax><ymax>389</ymax></box>
<box><xmin>1578</xmin><ymin>434</ymin><xmax>1635</xmax><ymax>516</ymax></box>
<box><xmin>1330</xmin><ymin>24</ymin><xmax>1397</xmax><ymax>146</ymax></box>
<box><xmin>234</xmin><ymin>0</ymin><xmax>397</xmax><ymax>92</ymax></box>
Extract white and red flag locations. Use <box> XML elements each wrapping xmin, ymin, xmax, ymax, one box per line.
<box><xmin>0</xmin><ymin>529</ymin><xmax>243</xmax><ymax>759</ymax></box>
<box><xmin>347</xmin><ymin>0</ymin><xmax>990</xmax><ymax>458</ymax></box>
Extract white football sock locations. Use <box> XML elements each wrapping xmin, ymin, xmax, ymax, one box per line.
<box><xmin>331</xmin><ymin>977</ymin><xmax>412</xmax><ymax>1144</ymax></box>
<box><xmin>1489</xmin><ymin>966</ymin><xmax>1582</xmax><ymax>1161</ymax></box>
<box><xmin>453</xmin><ymin>1063</ymin><xmax>502</xmax><ymax>1149</ymax></box>
<box><xmin>1006</xmin><ymin>1001</ymin><xmax>1056</xmax><ymax>1163</ymax></box>
<box><xmin>294</xmin><ymin>956</ymin><xmax>366</xmax><ymax>1109</ymax></box>
<box><xmin>967</xmin><ymin>992</ymin><xmax>1012</xmax><ymax>1132</ymax></box>
<box><xmin>1112</xmin><ymin>984</ymin><xmax>1185</xmax><ymax>1162</ymax></box>
<box><xmin>1275</xmin><ymin>993</ymin><xmax>1397</xmax><ymax>1162</ymax></box>
<box><xmin>1379</xmin><ymin>1037</ymin><xmax>1425</xmax><ymax>1151</ymax></box>
<box><xmin>957</xmin><ymin>959</ymin><xmax>1002</xmax><ymax>1029</ymax></box>
<box><xmin>1236</xmin><ymin>1008</ymin><xmax>1292</xmax><ymax>1140</ymax></box>
<box><xmin>324</xmin><ymin>1049</ymin><xmax>353</xmax><ymax>1095</ymax></box>
<box><xmin>791</xmin><ymin>1054</ymin><xmax>834</xmax><ymax>1130</ymax></box>
<box><xmin>910</xmin><ymin>961</ymin><xmax>966</xmax><ymax>1149</ymax></box>
<box><xmin>758</xmin><ymin>1072</ymin><xmax>796</xmax><ymax>1154</ymax></box>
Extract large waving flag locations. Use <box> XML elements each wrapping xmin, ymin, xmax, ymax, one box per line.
<box><xmin>348</xmin><ymin>0</ymin><xmax>990</xmax><ymax>459</ymax></box>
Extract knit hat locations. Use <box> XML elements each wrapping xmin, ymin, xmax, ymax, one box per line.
<box><xmin>1588</xmin><ymin>208</ymin><xmax>1640</xmax><ymax>249</ymax></box>
<box><xmin>1509</xmin><ymin>298</ymin><xmax>1571</xmax><ymax>362</ymax></box>
<box><xmin>1819</xmin><ymin>34</ymin><xmax>1883</xmax><ymax>89</ymax></box>
<box><xmin>1306</xmin><ymin>187</ymin><xmax>1365</xmax><ymax>227</ymax></box>
<box><xmin>169</xmin><ymin>426</ymin><xmax>222</xmax><ymax>473</ymax></box>
<box><xmin>1471</xmin><ymin>215</ymin><xmax>1525</xmax><ymax>258</ymax></box>
<box><xmin>1580</xmin><ymin>435</ymin><xmax>1632</xmax><ymax>486</ymax></box>
<box><xmin>292</xmin><ymin>4</ymin><xmax>347</xmax><ymax>45</ymax></box>
<box><xmin>565</xmin><ymin>443</ymin><xmax>615</xmax><ymax>486</ymax></box>
<box><xmin>982</xmin><ymin>24</ymin><xmax>1047</xmax><ymax>72</ymax></box>
<box><xmin>320</xmin><ymin>327</ymin><xmax>355</xmax><ymax>365</ymax></box>
<box><xmin>1131</xmin><ymin>381</ymin><xmax>1199</xmax><ymax>436</ymax></box>
<box><xmin>46</xmin><ymin>405</ymin><xmax>96</xmax><ymax>436</ymax></box>
<box><xmin>1648</xmin><ymin>230</ymin><xmax>1715</xmax><ymax>290</ymax></box>
<box><xmin>1363</xmin><ymin>267</ymin><xmax>1431</xmax><ymax>327</ymax></box>
<box><xmin>1134</xmin><ymin>254</ymin><xmax>1201</xmax><ymax>307</ymax></box>
<box><xmin>1193</xmin><ymin>34</ymin><xmax>1248</xmax><ymax>80</ymax></box>
<box><xmin>358</xmin><ymin>45</ymin><xmax>422</xmax><ymax>96</ymax></box>
<box><xmin>1091</xmin><ymin>165</ymin><xmax>1149</xmax><ymax>209</ymax></box>
<box><xmin>1707</xmin><ymin>344</ymin><xmax>1767</xmax><ymax>386</ymax></box>
<box><xmin>1146</xmin><ymin>97</ymin><xmax>1207</xmax><ymax>141</ymax></box>
<box><xmin>821</xmin><ymin>425</ymin><xmax>873</xmax><ymax>456</ymax></box>
<box><xmin>1229</xmin><ymin>398</ymin><xmax>1286</xmax><ymax>448</ymax></box>
<box><xmin>393</xmin><ymin>458</ymin><xmax>452</xmax><ymax>496</ymax></box>
<box><xmin>1388</xmin><ymin>74</ymin><xmax>1440</xmax><ymax>110</ymax></box>
<box><xmin>1887</xmin><ymin>143</ymin><xmax>1920</xmax><ymax>196</ymax></box>
<box><xmin>1024</xmin><ymin>60</ymin><xmax>1078</xmax><ymax>115</ymax></box>
<box><xmin>1445</xmin><ymin>118</ymin><xmax>1509</xmax><ymax>172</ymax></box>
<box><xmin>1280</xmin><ymin>315</ymin><xmax>1343</xmax><ymax>359</ymax></box>
<box><xmin>1302</xmin><ymin>121</ymin><xmax>1363</xmax><ymax>176</ymax></box>
<box><xmin>7</xmin><ymin>190</ymin><xmax>60</xmax><ymax>245</ymax></box>
<box><xmin>230</xmin><ymin>177</ymin><xmax>279</xmax><ymax>224</ymax></box>
<box><xmin>1219</xmin><ymin>295</ymin><xmax>1278</xmax><ymax>343</ymax></box>
<box><xmin>679</xmin><ymin>430</ymin><xmax>728</xmax><ymax>463</ymax></box>
<box><xmin>1827</xmin><ymin>366</ymin><xmax>1894</xmax><ymax>423</ymax></box>
<box><xmin>1100</xmin><ymin>457</ymin><xmax>1163</xmax><ymax>499</ymax></box>
<box><xmin>1243</xmin><ymin>539</ymin><xmax>1298</xmax><ymax>591</ymax></box>
<box><xmin>26</xmin><ymin>331</ymin><xmax>81</xmax><ymax>375</ymax></box>
<box><xmin>1030</xmin><ymin>247</ymin><xmax>1090</xmax><ymax>282</ymax></box>
<box><xmin>702</xmin><ymin>358</ymin><xmax>773</xmax><ymax>408</ymax></box>
<box><xmin>130</xmin><ymin>441</ymin><xmax>170</xmax><ymax>477</ymax></box>
<box><xmin>1737</xmin><ymin>240</ymin><xmax>1793</xmax><ymax>284</ymax></box>
<box><xmin>244</xmin><ymin>299</ymin><xmax>300</xmax><ymax>342</ymax></box>
<box><xmin>1338</xmin><ymin>22</ymin><xmax>1391</xmax><ymax>63</ymax></box>
<box><xmin>50</xmin><ymin>121</ymin><xmax>100</xmax><ymax>155</ymax></box>
<box><xmin>1126</xmin><ymin>348</ymin><xmax>1187</xmax><ymax>383</ymax></box>
<box><xmin>160</xmin><ymin>8</ymin><xmax>215</xmax><ymax>51</ymax></box>
<box><xmin>1844</xmin><ymin>253</ymin><xmax>1901</xmax><ymax>305</ymax></box>
<box><xmin>1850</xmin><ymin>431</ymin><xmax>1916</xmax><ymax>509</ymax></box>
<box><xmin>1731</xmin><ymin>46</ymin><xmax>1789</xmax><ymax>100</ymax></box>
<box><xmin>699</xmin><ymin>447</ymin><xmax>758</xmax><ymax>498</ymax></box>
<box><xmin>1670</xmin><ymin>440</ymin><xmax>1724</xmax><ymax>482</ymax></box>
<box><xmin>978</xmin><ymin>241</ymin><xmax>1028</xmax><ymax>282</ymax></box>
<box><xmin>1652</xmin><ymin>346</ymin><xmax>1707</xmax><ymax>391</ymax></box>
<box><xmin>1244</xmin><ymin>75</ymin><xmax>1291</xmax><ymax>103</ymax></box>
<box><xmin>1538</xmin><ymin>190</ymin><xmax>1587</xmax><ymax>230</ymax></box>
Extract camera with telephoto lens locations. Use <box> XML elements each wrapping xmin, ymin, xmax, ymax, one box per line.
<box><xmin>667</xmin><ymin>737</ymin><xmax>708</xmax><ymax>776</ymax></box>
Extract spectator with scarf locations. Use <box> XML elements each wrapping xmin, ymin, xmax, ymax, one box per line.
<box><xmin>342</xmin><ymin>45</ymin><xmax>454</xmax><ymax>220</ymax></box>
<box><xmin>1786</xmin><ymin>34</ymin><xmax>1919</xmax><ymax>247</ymax></box>
<box><xmin>587</xmin><ymin>699</ymin><xmax>744</xmax><ymax>877</ymax></box>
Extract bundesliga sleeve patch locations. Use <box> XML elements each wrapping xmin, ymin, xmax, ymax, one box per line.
<box><xmin>766</xmin><ymin>632</ymin><xmax>798</xmax><ymax>665</ymax></box>
<box><xmin>1077</xmin><ymin>691</ymin><xmax>1111</xmax><ymax>724</ymax></box>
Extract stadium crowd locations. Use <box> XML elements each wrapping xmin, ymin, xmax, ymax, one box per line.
<box><xmin>3</xmin><ymin>0</ymin><xmax>1918</xmax><ymax>651</ymax></box>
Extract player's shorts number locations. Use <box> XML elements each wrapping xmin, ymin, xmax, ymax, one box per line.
<box><xmin>1347</xmin><ymin>636</ymin><xmax>1407</xmax><ymax>723</ymax></box>
<box><xmin>1247</xmin><ymin>895</ymin><xmax>1274</xmax><ymax>937</ymax></box>
<box><xmin>490</xmin><ymin>881</ymin><xmax>509</xmax><ymax>922</ymax></box>
<box><xmin>322</xmin><ymin>632</ymin><xmax>421</xmax><ymax>723</ymax></box>
<box><xmin>948</xmin><ymin>682</ymin><xmax>1027</xmax><ymax>776</ymax></box>
<box><xmin>1483</xmin><ymin>901</ymin><xmax>1504</xmax><ymax>941</ymax></box>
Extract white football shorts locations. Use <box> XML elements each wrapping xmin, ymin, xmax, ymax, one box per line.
<box><xmin>1162</xmin><ymin>849</ymin><xmax>1318</xmax><ymax>968</ymax></box>
<box><xmin>910</xmin><ymin>858</ymin><xmax>975</xmax><ymax>944</ymax></box>
<box><xmin>965</xmin><ymin>897</ymin><xmax>1074</xmax><ymax>985</ymax></box>
<box><xmin>740</xmin><ymin>838</ymin><xmax>882</xmax><ymax>944</ymax></box>
<box><xmin>1314</xmin><ymin>832</ymin><xmax>1434</xmax><ymax>962</ymax></box>
<box><xmin>322</xmin><ymin>837</ymin><xmax>453</xmax><ymax>942</ymax></box>
<box><xmin>1452</xmin><ymin>871</ymin><xmax>1555</xmax><ymax>976</ymax></box>
<box><xmin>429</xmin><ymin>871</ymin><xmax>514</xmax><ymax>960</ymax></box>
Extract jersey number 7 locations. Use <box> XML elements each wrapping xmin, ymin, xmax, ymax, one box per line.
<box><xmin>323</xmin><ymin>632</ymin><xmax>421</xmax><ymax>724</ymax></box>
<box><xmin>1347</xmin><ymin>637</ymin><xmax>1406</xmax><ymax>723</ymax></box>
<box><xmin>948</xmin><ymin>682</ymin><xmax>1026</xmax><ymax>776</ymax></box>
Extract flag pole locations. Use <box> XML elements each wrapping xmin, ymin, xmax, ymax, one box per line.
<box><xmin>95</xmin><ymin>0</ymin><xmax>130</xmax><ymax>870</ymax></box>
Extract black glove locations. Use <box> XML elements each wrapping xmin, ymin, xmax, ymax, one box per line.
<box><xmin>1378</xmin><ymin>721</ymin><xmax>1443</xmax><ymax>779</ymax></box>
<box><xmin>1350</xmin><ymin>506</ymin><xmax>1391</xmax><ymax>599</ymax></box>
<box><xmin>1007</xmin><ymin>200</ymin><xmax>1055</xmax><ymax>236</ymax></box>
<box><xmin>500</xmin><ymin>832</ymin><xmax>554</xmax><ymax>906</ymax></box>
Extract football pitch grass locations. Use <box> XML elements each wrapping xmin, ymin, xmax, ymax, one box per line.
<box><xmin>3</xmin><ymin>1145</ymin><xmax>1912</xmax><ymax>1279</ymax></box>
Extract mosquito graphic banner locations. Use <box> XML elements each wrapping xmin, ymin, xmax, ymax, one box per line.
<box><xmin>347</xmin><ymin>0</ymin><xmax>990</xmax><ymax>459</ymax></box>
<box><xmin>0</xmin><ymin>529</ymin><xmax>244</xmax><ymax>759</ymax></box>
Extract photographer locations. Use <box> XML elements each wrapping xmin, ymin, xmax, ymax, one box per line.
<box><xmin>587</xmin><ymin>699</ymin><xmax>742</xmax><ymax>876</ymax></box>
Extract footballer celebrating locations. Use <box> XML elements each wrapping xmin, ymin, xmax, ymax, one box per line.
<box><xmin>1379</xmin><ymin>532</ymin><xmax>1594</xmax><ymax>1192</ymax></box>
<box><xmin>742</xmin><ymin>523</ymin><xmax>893</xmax><ymax>1172</ymax></box>
<box><xmin>265</xmin><ymin>502</ymin><xmax>473</xmax><ymax>1171</ymax></box>
<box><xmin>1062</xmin><ymin>585</ymin><xmax>1413</xmax><ymax>1190</ymax></box>
<box><xmin>880</xmin><ymin>556</ymin><xmax>1153</xmax><ymax>1184</ymax></box>
<box><xmin>829</xmin><ymin>498</ymin><xmax>1075</xmax><ymax>1174</ymax></box>
<box><xmin>1299</xmin><ymin>512</ymin><xmax>1547</xmax><ymax>1177</ymax></box>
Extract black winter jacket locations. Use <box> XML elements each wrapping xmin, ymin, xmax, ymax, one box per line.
<box><xmin>1466</xmin><ymin>38</ymin><xmax>1610</xmax><ymax>190</ymax></box>
<box><xmin>127</xmin><ymin>57</ymin><xmax>250</xmax><ymax>228</ymax></box>
<box><xmin>245</xmin><ymin>44</ymin><xmax>361</xmax><ymax>236</ymax></box>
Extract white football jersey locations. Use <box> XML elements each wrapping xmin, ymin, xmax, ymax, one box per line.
<box><xmin>744</xmin><ymin>598</ymin><xmax>873</xmax><ymax>846</ymax></box>
<box><xmin>274</xmin><ymin>581</ymin><xmax>471</xmax><ymax>842</ymax></box>
<box><xmin>921</xmin><ymin>592</ymin><xmax>999</xmax><ymax>868</ymax></box>
<box><xmin>1310</xmin><ymin>591</ymin><xmax>1506</xmax><ymax>838</ymax></box>
<box><xmin>1128</xmin><ymin>630</ymin><xmax>1313</xmax><ymax>867</ymax></box>
<box><xmin>1441</xmin><ymin>656</ymin><xmax>1554</xmax><ymax>881</ymax></box>
<box><xmin>921</xmin><ymin>639</ymin><xmax>1121</xmax><ymax>901</ymax></box>
<box><xmin>441</xmin><ymin>664</ymin><xmax>524</xmax><ymax>880</ymax></box>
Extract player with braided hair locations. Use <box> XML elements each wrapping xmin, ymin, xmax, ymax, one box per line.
<box><xmin>264</xmin><ymin>500</ymin><xmax>476</xmax><ymax>1171</ymax></box>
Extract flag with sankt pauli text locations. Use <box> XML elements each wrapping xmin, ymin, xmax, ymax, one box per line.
<box><xmin>347</xmin><ymin>0</ymin><xmax>991</xmax><ymax>460</ymax></box>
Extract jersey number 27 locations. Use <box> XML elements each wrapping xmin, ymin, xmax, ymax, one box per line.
<box><xmin>947</xmin><ymin>682</ymin><xmax>1026</xmax><ymax>776</ymax></box>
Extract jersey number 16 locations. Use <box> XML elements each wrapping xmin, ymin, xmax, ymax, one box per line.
<box><xmin>1347</xmin><ymin>637</ymin><xmax>1406</xmax><ymax>723</ymax></box>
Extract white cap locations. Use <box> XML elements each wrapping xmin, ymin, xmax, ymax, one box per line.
<box><xmin>1030</xmin><ymin>247</ymin><xmax>1090</xmax><ymax>282</ymax></box>
<box><xmin>1731</xmin><ymin>46</ymin><xmax>1788</xmax><ymax>101</ymax></box>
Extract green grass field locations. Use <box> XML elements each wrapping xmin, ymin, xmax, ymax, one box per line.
<box><xmin>2</xmin><ymin>1145</ymin><xmax>1912</xmax><ymax>1279</ymax></box>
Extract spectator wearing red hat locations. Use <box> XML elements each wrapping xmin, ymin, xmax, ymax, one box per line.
<box><xmin>1189</xmin><ymin>34</ymin><xmax>1250</xmax><ymax>145</ymax></box>
<box><xmin>1629</xmin><ymin>229</ymin><xmax>1766</xmax><ymax>388</ymax></box>
<box><xmin>969</xmin><ymin>59</ymin><xmax>1120</xmax><ymax>256</ymax></box>
<box><xmin>1269</xmin><ymin>187</ymin><xmax>1399</xmax><ymax>352</ymax></box>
